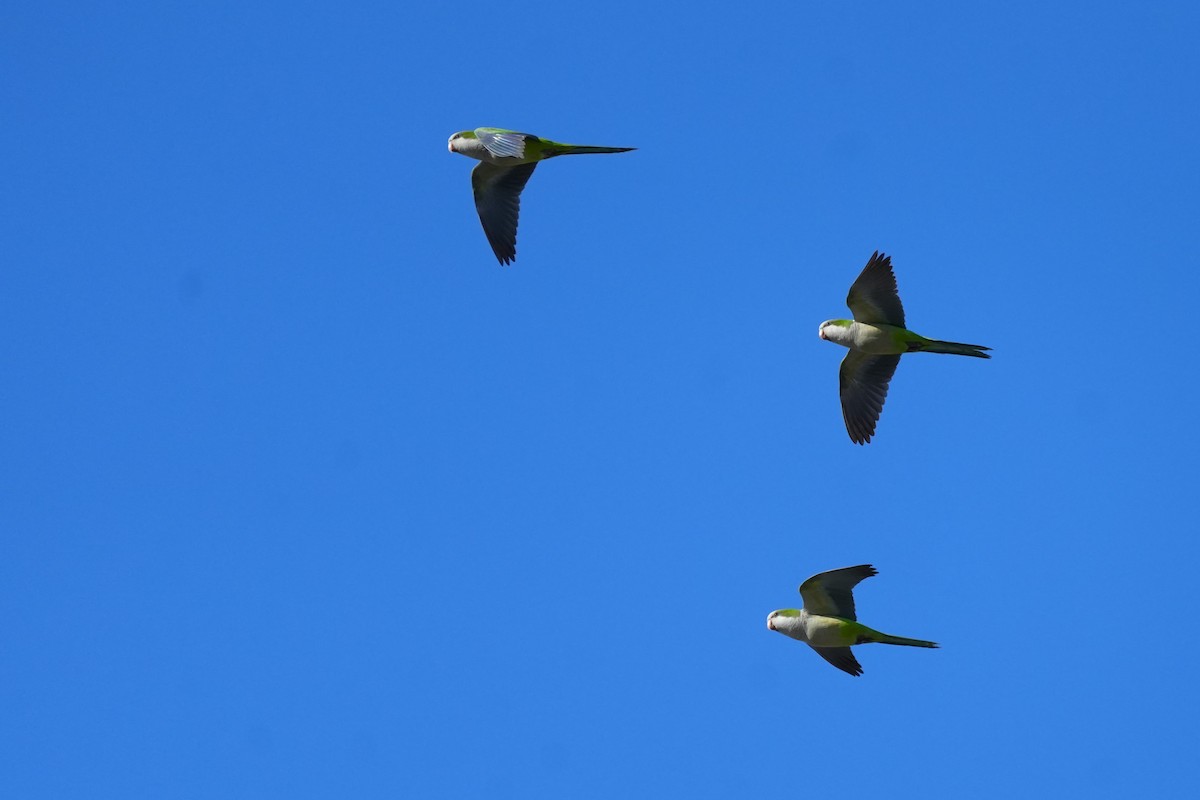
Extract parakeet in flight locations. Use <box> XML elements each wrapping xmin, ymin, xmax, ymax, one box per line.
<box><xmin>447</xmin><ymin>127</ymin><xmax>635</xmax><ymax>265</ymax></box>
<box><xmin>819</xmin><ymin>251</ymin><xmax>991</xmax><ymax>444</ymax></box>
<box><xmin>767</xmin><ymin>564</ymin><xmax>938</xmax><ymax>677</ymax></box>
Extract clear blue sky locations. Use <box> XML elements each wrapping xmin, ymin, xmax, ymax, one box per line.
<box><xmin>3</xmin><ymin>2</ymin><xmax>1198</xmax><ymax>797</ymax></box>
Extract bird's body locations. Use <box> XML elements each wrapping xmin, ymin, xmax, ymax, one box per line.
<box><xmin>448</xmin><ymin>129</ymin><xmax>628</xmax><ymax>166</ymax></box>
<box><xmin>770</xmin><ymin>608</ymin><xmax>936</xmax><ymax>650</ymax></box>
<box><xmin>447</xmin><ymin>127</ymin><xmax>635</xmax><ymax>264</ymax></box>
<box><xmin>819</xmin><ymin>252</ymin><xmax>991</xmax><ymax>444</ymax></box>
<box><xmin>821</xmin><ymin>320</ymin><xmax>915</xmax><ymax>354</ymax></box>
<box><xmin>821</xmin><ymin>319</ymin><xmax>989</xmax><ymax>357</ymax></box>
<box><xmin>771</xmin><ymin>609</ymin><xmax>859</xmax><ymax>647</ymax></box>
<box><xmin>767</xmin><ymin>565</ymin><xmax>938</xmax><ymax>677</ymax></box>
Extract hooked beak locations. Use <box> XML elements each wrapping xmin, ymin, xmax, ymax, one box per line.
<box><xmin>818</xmin><ymin>328</ymin><xmax>827</xmax><ymax>340</ymax></box>
<box><xmin>767</xmin><ymin>618</ymin><xmax>775</xmax><ymax>631</ymax></box>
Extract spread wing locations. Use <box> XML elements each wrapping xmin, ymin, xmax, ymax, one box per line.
<box><xmin>475</xmin><ymin>128</ymin><xmax>532</xmax><ymax>159</ymax></box>
<box><xmin>471</xmin><ymin>161</ymin><xmax>537</xmax><ymax>265</ymax></box>
<box><xmin>846</xmin><ymin>251</ymin><xmax>905</xmax><ymax>326</ymax></box>
<box><xmin>839</xmin><ymin>351</ymin><xmax>900</xmax><ymax>445</ymax></box>
<box><xmin>798</xmin><ymin>564</ymin><xmax>878</xmax><ymax>620</ymax></box>
<box><xmin>810</xmin><ymin>646</ymin><xmax>864</xmax><ymax>677</ymax></box>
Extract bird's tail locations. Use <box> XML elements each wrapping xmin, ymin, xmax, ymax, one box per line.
<box><xmin>546</xmin><ymin>145</ymin><xmax>636</xmax><ymax>157</ymax></box>
<box><xmin>916</xmin><ymin>338</ymin><xmax>991</xmax><ymax>359</ymax></box>
<box><xmin>870</xmin><ymin>631</ymin><xmax>939</xmax><ymax>649</ymax></box>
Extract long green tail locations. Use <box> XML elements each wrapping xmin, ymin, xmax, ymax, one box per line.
<box><xmin>872</xmin><ymin>632</ymin><xmax>939</xmax><ymax>648</ymax></box>
<box><xmin>916</xmin><ymin>338</ymin><xmax>991</xmax><ymax>359</ymax></box>
<box><xmin>547</xmin><ymin>144</ymin><xmax>636</xmax><ymax>157</ymax></box>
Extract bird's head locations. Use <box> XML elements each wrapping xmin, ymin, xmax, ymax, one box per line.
<box><xmin>766</xmin><ymin>609</ymin><xmax>800</xmax><ymax>633</ymax></box>
<box><xmin>818</xmin><ymin>319</ymin><xmax>852</xmax><ymax>345</ymax></box>
<box><xmin>447</xmin><ymin>130</ymin><xmax>474</xmax><ymax>154</ymax></box>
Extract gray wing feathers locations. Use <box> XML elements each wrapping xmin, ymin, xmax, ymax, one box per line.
<box><xmin>811</xmin><ymin>646</ymin><xmax>864</xmax><ymax>677</ymax></box>
<box><xmin>846</xmin><ymin>251</ymin><xmax>906</xmax><ymax>326</ymax></box>
<box><xmin>475</xmin><ymin>128</ymin><xmax>529</xmax><ymax>159</ymax></box>
<box><xmin>799</xmin><ymin>564</ymin><xmax>878</xmax><ymax>620</ymax></box>
<box><xmin>839</xmin><ymin>351</ymin><xmax>901</xmax><ymax>445</ymax></box>
<box><xmin>471</xmin><ymin>161</ymin><xmax>538</xmax><ymax>265</ymax></box>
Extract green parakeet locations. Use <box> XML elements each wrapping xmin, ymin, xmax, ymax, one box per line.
<box><xmin>767</xmin><ymin>565</ymin><xmax>938</xmax><ymax>677</ymax></box>
<box><xmin>820</xmin><ymin>251</ymin><xmax>991</xmax><ymax>444</ymax></box>
<box><xmin>447</xmin><ymin>127</ymin><xmax>635</xmax><ymax>265</ymax></box>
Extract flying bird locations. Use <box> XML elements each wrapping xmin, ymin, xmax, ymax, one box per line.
<box><xmin>819</xmin><ymin>251</ymin><xmax>991</xmax><ymax>444</ymax></box>
<box><xmin>767</xmin><ymin>564</ymin><xmax>938</xmax><ymax>677</ymax></box>
<box><xmin>447</xmin><ymin>127</ymin><xmax>635</xmax><ymax>265</ymax></box>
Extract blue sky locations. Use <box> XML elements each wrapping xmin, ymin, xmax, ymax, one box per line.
<box><xmin>3</xmin><ymin>1</ymin><xmax>1198</xmax><ymax>797</ymax></box>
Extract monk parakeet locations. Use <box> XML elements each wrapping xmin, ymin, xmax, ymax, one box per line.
<box><xmin>767</xmin><ymin>565</ymin><xmax>938</xmax><ymax>677</ymax></box>
<box><xmin>819</xmin><ymin>251</ymin><xmax>991</xmax><ymax>444</ymax></box>
<box><xmin>447</xmin><ymin>127</ymin><xmax>635</xmax><ymax>265</ymax></box>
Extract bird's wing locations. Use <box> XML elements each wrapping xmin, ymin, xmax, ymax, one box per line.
<box><xmin>471</xmin><ymin>161</ymin><xmax>537</xmax><ymax>265</ymax></box>
<box><xmin>799</xmin><ymin>565</ymin><xmax>878</xmax><ymax>620</ymax></box>
<box><xmin>839</xmin><ymin>351</ymin><xmax>901</xmax><ymax>445</ymax></box>
<box><xmin>846</xmin><ymin>251</ymin><xmax>906</xmax><ymax>326</ymax></box>
<box><xmin>475</xmin><ymin>128</ymin><xmax>531</xmax><ymax>159</ymax></box>
<box><xmin>810</xmin><ymin>646</ymin><xmax>863</xmax><ymax>677</ymax></box>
